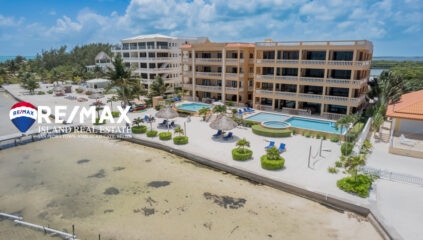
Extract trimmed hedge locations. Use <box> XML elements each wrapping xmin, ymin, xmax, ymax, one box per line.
<box><xmin>341</xmin><ymin>142</ymin><xmax>354</xmax><ymax>155</ymax></box>
<box><xmin>173</xmin><ymin>136</ymin><xmax>189</xmax><ymax>145</ymax></box>
<box><xmin>177</xmin><ymin>109</ymin><xmax>193</xmax><ymax>116</ymax></box>
<box><xmin>232</xmin><ymin>148</ymin><xmax>253</xmax><ymax>161</ymax></box>
<box><xmin>260</xmin><ymin>155</ymin><xmax>285</xmax><ymax>170</ymax></box>
<box><xmin>252</xmin><ymin>125</ymin><xmax>291</xmax><ymax>137</ymax></box>
<box><xmin>47</xmin><ymin>90</ymin><xmax>53</xmax><ymax>94</ymax></box>
<box><xmin>37</xmin><ymin>91</ymin><xmax>45</xmax><ymax>95</ymax></box>
<box><xmin>337</xmin><ymin>174</ymin><xmax>373</xmax><ymax>198</ymax></box>
<box><xmin>330</xmin><ymin>135</ymin><xmax>339</xmax><ymax>142</ymax></box>
<box><xmin>146</xmin><ymin>130</ymin><xmax>158</xmax><ymax>137</ymax></box>
<box><xmin>159</xmin><ymin>132</ymin><xmax>172</xmax><ymax>140</ymax></box>
<box><xmin>132</xmin><ymin>125</ymin><xmax>147</xmax><ymax>134</ymax></box>
<box><xmin>111</xmin><ymin>111</ymin><xmax>120</xmax><ymax>118</ymax></box>
<box><xmin>232</xmin><ymin>118</ymin><xmax>259</xmax><ymax>127</ymax></box>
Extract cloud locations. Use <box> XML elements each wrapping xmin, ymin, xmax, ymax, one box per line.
<box><xmin>0</xmin><ymin>14</ymin><xmax>23</xmax><ymax>27</ymax></box>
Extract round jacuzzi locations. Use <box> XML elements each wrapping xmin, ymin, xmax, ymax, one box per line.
<box><xmin>262</xmin><ymin>121</ymin><xmax>291</xmax><ymax>129</ymax></box>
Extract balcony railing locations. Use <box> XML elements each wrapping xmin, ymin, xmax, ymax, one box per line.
<box><xmin>324</xmin><ymin>95</ymin><xmax>349</xmax><ymax>102</ymax></box>
<box><xmin>249</xmin><ymin>59</ymin><xmax>254</xmax><ymax>63</ymax></box>
<box><xmin>351</xmin><ymin>95</ymin><xmax>366</xmax><ymax>103</ymax></box>
<box><xmin>302</xmin><ymin>60</ymin><xmax>326</xmax><ymax>65</ymax></box>
<box><xmin>274</xmin><ymin>91</ymin><xmax>297</xmax><ymax>97</ymax></box>
<box><xmin>183</xmin><ymin>84</ymin><xmax>192</xmax><ymax>89</ymax></box>
<box><xmin>249</xmin><ymin>73</ymin><xmax>254</xmax><ymax>78</ymax></box>
<box><xmin>196</xmin><ymin>72</ymin><xmax>222</xmax><ymax>77</ymax></box>
<box><xmin>255</xmin><ymin>89</ymin><xmax>273</xmax><ymax>96</ymax></box>
<box><xmin>355</xmin><ymin>60</ymin><xmax>371</xmax><ymax>66</ymax></box>
<box><xmin>256</xmin><ymin>59</ymin><xmax>275</xmax><ymax>64</ymax></box>
<box><xmin>183</xmin><ymin>58</ymin><xmax>191</xmax><ymax>63</ymax></box>
<box><xmin>276</xmin><ymin>60</ymin><xmax>299</xmax><ymax>64</ymax></box>
<box><xmin>196</xmin><ymin>58</ymin><xmax>222</xmax><ymax>63</ymax></box>
<box><xmin>124</xmin><ymin>57</ymin><xmax>173</xmax><ymax>62</ymax></box>
<box><xmin>196</xmin><ymin>85</ymin><xmax>222</xmax><ymax>91</ymax></box>
<box><xmin>225</xmin><ymin>87</ymin><xmax>238</xmax><ymax>92</ymax></box>
<box><xmin>327</xmin><ymin>60</ymin><xmax>353</xmax><ymax>66</ymax></box>
<box><xmin>183</xmin><ymin>71</ymin><xmax>192</xmax><ymax>75</ymax></box>
<box><xmin>248</xmin><ymin>86</ymin><xmax>253</xmax><ymax>91</ymax></box>
<box><xmin>300</xmin><ymin>77</ymin><xmax>324</xmax><ymax>83</ymax></box>
<box><xmin>326</xmin><ymin>78</ymin><xmax>351</xmax><ymax>85</ymax></box>
<box><xmin>226</xmin><ymin>59</ymin><xmax>238</xmax><ymax>64</ymax></box>
<box><xmin>226</xmin><ymin>73</ymin><xmax>238</xmax><ymax>78</ymax></box>
<box><xmin>256</xmin><ymin>75</ymin><xmax>274</xmax><ymax>80</ymax></box>
<box><xmin>299</xmin><ymin>93</ymin><xmax>323</xmax><ymax>100</ymax></box>
<box><xmin>276</xmin><ymin>76</ymin><xmax>298</xmax><ymax>82</ymax></box>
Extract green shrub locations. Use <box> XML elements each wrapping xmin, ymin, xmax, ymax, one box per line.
<box><xmin>260</xmin><ymin>155</ymin><xmax>285</xmax><ymax>170</ymax></box>
<box><xmin>328</xmin><ymin>167</ymin><xmax>339</xmax><ymax>174</ymax></box>
<box><xmin>360</xmin><ymin>140</ymin><xmax>373</xmax><ymax>154</ymax></box>
<box><xmin>316</xmin><ymin>133</ymin><xmax>321</xmax><ymax>139</ymax></box>
<box><xmin>155</xmin><ymin>105</ymin><xmax>163</xmax><ymax>111</ymax></box>
<box><xmin>47</xmin><ymin>90</ymin><xmax>53</xmax><ymax>94</ymax></box>
<box><xmin>292</xmin><ymin>129</ymin><xmax>296</xmax><ymax>135</ymax></box>
<box><xmin>173</xmin><ymin>136</ymin><xmax>188</xmax><ymax>145</ymax></box>
<box><xmin>94</xmin><ymin>118</ymin><xmax>105</xmax><ymax>125</ymax></box>
<box><xmin>37</xmin><ymin>91</ymin><xmax>45</xmax><ymax>95</ymax></box>
<box><xmin>322</xmin><ymin>135</ymin><xmax>327</xmax><ymax>140</ymax></box>
<box><xmin>330</xmin><ymin>135</ymin><xmax>339</xmax><ymax>142</ymax></box>
<box><xmin>337</xmin><ymin>174</ymin><xmax>373</xmax><ymax>198</ymax></box>
<box><xmin>335</xmin><ymin>161</ymin><xmax>343</xmax><ymax>168</ymax></box>
<box><xmin>232</xmin><ymin>117</ymin><xmax>259</xmax><ymax>127</ymax></box>
<box><xmin>75</xmin><ymin>88</ymin><xmax>84</xmax><ymax>93</ymax></box>
<box><xmin>132</xmin><ymin>125</ymin><xmax>147</xmax><ymax>134</ymax></box>
<box><xmin>232</xmin><ymin>148</ymin><xmax>253</xmax><ymax>161</ymax></box>
<box><xmin>159</xmin><ymin>132</ymin><xmax>172</xmax><ymax>140</ymax></box>
<box><xmin>304</xmin><ymin>132</ymin><xmax>311</xmax><ymax>138</ymax></box>
<box><xmin>177</xmin><ymin>109</ymin><xmax>193</xmax><ymax>116</ymax></box>
<box><xmin>341</xmin><ymin>142</ymin><xmax>354</xmax><ymax>155</ymax></box>
<box><xmin>85</xmin><ymin>91</ymin><xmax>93</xmax><ymax>95</ymax></box>
<box><xmin>345</xmin><ymin>122</ymin><xmax>365</xmax><ymax>143</ymax></box>
<box><xmin>111</xmin><ymin>111</ymin><xmax>120</xmax><ymax>118</ymax></box>
<box><xmin>147</xmin><ymin>130</ymin><xmax>158</xmax><ymax>137</ymax></box>
<box><xmin>252</xmin><ymin>125</ymin><xmax>291</xmax><ymax>137</ymax></box>
<box><xmin>225</xmin><ymin>101</ymin><xmax>234</xmax><ymax>107</ymax></box>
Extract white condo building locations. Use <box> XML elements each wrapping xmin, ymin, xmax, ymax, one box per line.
<box><xmin>111</xmin><ymin>34</ymin><xmax>208</xmax><ymax>90</ymax></box>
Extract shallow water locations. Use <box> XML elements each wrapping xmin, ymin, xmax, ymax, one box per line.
<box><xmin>0</xmin><ymin>134</ymin><xmax>380</xmax><ymax>240</ymax></box>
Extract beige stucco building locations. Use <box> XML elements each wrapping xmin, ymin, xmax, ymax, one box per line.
<box><xmin>181</xmin><ymin>39</ymin><xmax>373</xmax><ymax>118</ymax></box>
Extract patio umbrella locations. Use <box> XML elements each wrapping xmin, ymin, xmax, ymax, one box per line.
<box><xmin>155</xmin><ymin>106</ymin><xmax>179</xmax><ymax>131</ymax></box>
<box><xmin>209</xmin><ymin>114</ymin><xmax>238</xmax><ymax>131</ymax></box>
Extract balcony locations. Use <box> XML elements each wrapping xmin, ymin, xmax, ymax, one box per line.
<box><xmin>226</xmin><ymin>58</ymin><xmax>238</xmax><ymax>64</ymax></box>
<box><xmin>327</xmin><ymin>60</ymin><xmax>353</xmax><ymax>66</ymax></box>
<box><xmin>226</xmin><ymin>73</ymin><xmax>238</xmax><ymax>78</ymax></box>
<box><xmin>225</xmin><ymin>87</ymin><xmax>240</xmax><ymax>93</ymax></box>
<box><xmin>196</xmin><ymin>85</ymin><xmax>222</xmax><ymax>91</ymax></box>
<box><xmin>196</xmin><ymin>72</ymin><xmax>221</xmax><ymax>77</ymax></box>
<box><xmin>299</xmin><ymin>77</ymin><xmax>324</xmax><ymax>84</ymax></box>
<box><xmin>302</xmin><ymin>60</ymin><xmax>326</xmax><ymax>65</ymax></box>
<box><xmin>248</xmin><ymin>86</ymin><xmax>253</xmax><ymax>91</ymax></box>
<box><xmin>256</xmin><ymin>59</ymin><xmax>275</xmax><ymax>64</ymax></box>
<box><xmin>274</xmin><ymin>91</ymin><xmax>297</xmax><ymax>98</ymax></box>
<box><xmin>183</xmin><ymin>84</ymin><xmax>192</xmax><ymax>89</ymax></box>
<box><xmin>256</xmin><ymin>75</ymin><xmax>274</xmax><ymax>80</ymax></box>
<box><xmin>124</xmin><ymin>57</ymin><xmax>173</xmax><ymax>62</ymax></box>
<box><xmin>298</xmin><ymin>93</ymin><xmax>323</xmax><ymax>101</ymax></box>
<box><xmin>324</xmin><ymin>95</ymin><xmax>349</xmax><ymax>103</ymax></box>
<box><xmin>183</xmin><ymin>58</ymin><xmax>191</xmax><ymax>63</ymax></box>
<box><xmin>276</xmin><ymin>60</ymin><xmax>299</xmax><ymax>64</ymax></box>
<box><xmin>255</xmin><ymin>89</ymin><xmax>273</xmax><ymax>96</ymax></box>
<box><xmin>183</xmin><ymin>71</ymin><xmax>192</xmax><ymax>75</ymax></box>
<box><xmin>248</xmin><ymin>73</ymin><xmax>254</xmax><ymax>78</ymax></box>
<box><xmin>196</xmin><ymin>58</ymin><xmax>222</xmax><ymax>63</ymax></box>
<box><xmin>275</xmin><ymin>76</ymin><xmax>297</xmax><ymax>82</ymax></box>
<box><xmin>326</xmin><ymin>77</ymin><xmax>368</xmax><ymax>87</ymax></box>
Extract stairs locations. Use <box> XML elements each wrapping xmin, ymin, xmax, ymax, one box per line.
<box><xmin>379</xmin><ymin>120</ymin><xmax>392</xmax><ymax>142</ymax></box>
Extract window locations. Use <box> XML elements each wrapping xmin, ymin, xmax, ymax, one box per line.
<box><xmin>263</xmin><ymin>51</ymin><xmax>275</xmax><ymax>59</ymax></box>
<box><xmin>282</xmin><ymin>51</ymin><xmax>299</xmax><ymax>60</ymax></box>
<box><xmin>333</xmin><ymin>51</ymin><xmax>353</xmax><ymax>61</ymax></box>
<box><xmin>306</xmin><ymin>51</ymin><xmax>326</xmax><ymax>60</ymax></box>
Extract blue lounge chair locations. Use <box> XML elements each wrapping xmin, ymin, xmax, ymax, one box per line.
<box><xmin>238</xmin><ymin>109</ymin><xmax>243</xmax><ymax>115</ymax></box>
<box><xmin>144</xmin><ymin>115</ymin><xmax>148</xmax><ymax>121</ymax></box>
<box><xmin>278</xmin><ymin>143</ymin><xmax>286</xmax><ymax>152</ymax></box>
<box><xmin>244</xmin><ymin>108</ymin><xmax>253</xmax><ymax>113</ymax></box>
<box><xmin>168</xmin><ymin>121</ymin><xmax>175</xmax><ymax>128</ymax></box>
<box><xmin>159</xmin><ymin>120</ymin><xmax>167</xmax><ymax>126</ymax></box>
<box><xmin>265</xmin><ymin>141</ymin><xmax>275</xmax><ymax>149</ymax></box>
<box><xmin>223</xmin><ymin>132</ymin><xmax>233</xmax><ymax>140</ymax></box>
<box><xmin>174</xmin><ymin>97</ymin><xmax>178</xmax><ymax>101</ymax></box>
<box><xmin>213</xmin><ymin>130</ymin><xmax>222</xmax><ymax>137</ymax></box>
<box><xmin>177</xmin><ymin>97</ymin><xmax>181</xmax><ymax>101</ymax></box>
<box><xmin>247</xmin><ymin>107</ymin><xmax>255</xmax><ymax>112</ymax></box>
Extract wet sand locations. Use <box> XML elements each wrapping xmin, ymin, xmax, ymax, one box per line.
<box><xmin>0</xmin><ymin>134</ymin><xmax>381</xmax><ymax>240</ymax></box>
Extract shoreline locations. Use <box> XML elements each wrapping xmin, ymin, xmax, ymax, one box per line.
<box><xmin>1</xmin><ymin>84</ymin><xmax>396</xmax><ymax>239</ymax></box>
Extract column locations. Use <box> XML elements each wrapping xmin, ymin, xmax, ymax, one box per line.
<box><xmin>192</xmin><ymin>49</ymin><xmax>196</xmax><ymax>100</ymax></box>
<box><xmin>222</xmin><ymin>48</ymin><xmax>226</xmax><ymax>103</ymax></box>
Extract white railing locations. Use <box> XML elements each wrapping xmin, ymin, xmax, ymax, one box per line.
<box><xmin>256</xmin><ymin>75</ymin><xmax>274</xmax><ymax>80</ymax></box>
<box><xmin>325</xmin><ymin>95</ymin><xmax>349</xmax><ymax>102</ymax></box>
<box><xmin>249</xmin><ymin>59</ymin><xmax>254</xmax><ymax>63</ymax></box>
<box><xmin>182</xmin><ymin>84</ymin><xmax>192</xmax><ymax>89</ymax></box>
<box><xmin>275</xmin><ymin>76</ymin><xmax>297</xmax><ymax>81</ymax></box>
<box><xmin>351</xmin><ymin>95</ymin><xmax>365</xmax><ymax>103</ymax></box>
<box><xmin>359</xmin><ymin>166</ymin><xmax>423</xmax><ymax>186</ymax></box>
<box><xmin>255</xmin><ymin>90</ymin><xmax>273</xmax><ymax>96</ymax></box>
<box><xmin>276</xmin><ymin>60</ymin><xmax>299</xmax><ymax>64</ymax></box>
<box><xmin>196</xmin><ymin>58</ymin><xmax>222</xmax><ymax>63</ymax></box>
<box><xmin>226</xmin><ymin>59</ymin><xmax>238</xmax><ymax>63</ymax></box>
<box><xmin>353</xmin><ymin>117</ymin><xmax>372</xmax><ymax>155</ymax></box>
<box><xmin>248</xmin><ymin>73</ymin><xmax>254</xmax><ymax>78</ymax></box>
<box><xmin>183</xmin><ymin>71</ymin><xmax>192</xmax><ymax>75</ymax></box>
<box><xmin>300</xmin><ymin>77</ymin><xmax>324</xmax><ymax>83</ymax></box>
<box><xmin>240</xmin><ymin>59</ymin><xmax>244</xmax><ymax>63</ymax></box>
<box><xmin>299</xmin><ymin>93</ymin><xmax>323</xmax><ymax>100</ymax></box>
<box><xmin>226</xmin><ymin>73</ymin><xmax>238</xmax><ymax>78</ymax></box>
<box><xmin>240</xmin><ymin>73</ymin><xmax>244</xmax><ymax>78</ymax></box>
<box><xmin>182</xmin><ymin>58</ymin><xmax>191</xmax><ymax>63</ymax></box>
<box><xmin>327</xmin><ymin>78</ymin><xmax>351</xmax><ymax>85</ymax></box>
<box><xmin>196</xmin><ymin>85</ymin><xmax>222</xmax><ymax>91</ymax></box>
<box><xmin>327</xmin><ymin>60</ymin><xmax>353</xmax><ymax>66</ymax></box>
<box><xmin>275</xmin><ymin>91</ymin><xmax>297</xmax><ymax>97</ymax></box>
<box><xmin>355</xmin><ymin>60</ymin><xmax>371</xmax><ymax>66</ymax></box>
<box><xmin>196</xmin><ymin>72</ymin><xmax>221</xmax><ymax>77</ymax></box>
<box><xmin>248</xmin><ymin>86</ymin><xmax>253</xmax><ymax>91</ymax></box>
<box><xmin>256</xmin><ymin>42</ymin><xmax>277</xmax><ymax>47</ymax></box>
<box><xmin>302</xmin><ymin>60</ymin><xmax>326</xmax><ymax>65</ymax></box>
<box><xmin>256</xmin><ymin>59</ymin><xmax>275</xmax><ymax>64</ymax></box>
<box><xmin>225</xmin><ymin>87</ymin><xmax>238</xmax><ymax>92</ymax></box>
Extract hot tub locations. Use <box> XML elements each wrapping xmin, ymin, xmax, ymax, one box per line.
<box><xmin>262</xmin><ymin>121</ymin><xmax>291</xmax><ymax>129</ymax></box>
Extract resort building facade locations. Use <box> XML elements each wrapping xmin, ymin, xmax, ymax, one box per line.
<box><xmin>111</xmin><ymin>34</ymin><xmax>208</xmax><ymax>90</ymax></box>
<box><xmin>181</xmin><ymin>39</ymin><xmax>373</xmax><ymax>118</ymax></box>
<box><xmin>181</xmin><ymin>41</ymin><xmax>255</xmax><ymax>105</ymax></box>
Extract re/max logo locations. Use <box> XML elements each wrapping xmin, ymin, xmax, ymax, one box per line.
<box><xmin>13</xmin><ymin>109</ymin><xmax>35</xmax><ymax>115</ymax></box>
<box><xmin>37</xmin><ymin>106</ymin><xmax>131</xmax><ymax>124</ymax></box>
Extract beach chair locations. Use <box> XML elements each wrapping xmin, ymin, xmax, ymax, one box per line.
<box><xmin>177</xmin><ymin>97</ymin><xmax>182</xmax><ymax>101</ymax></box>
<box><xmin>400</xmin><ymin>134</ymin><xmax>416</xmax><ymax>146</ymax></box>
<box><xmin>247</xmin><ymin>107</ymin><xmax>255</xmax><ymax>112</ymax></box>
<box><xmin>213</xmin><ymin>130</ymin><xmax>223</xmax><ymax>137</ymax></box>
<box><xmin>265</xmin><ymin>141</ymin><xmax>275</xmax><ymax>149</ymax></box>
<box><xmin>168</xmin><ymin>121</ymin><xmax>175</xmax><ymax>128</ymax></box>
<box><xmin>278</xmin><ymin>143</ymin><xmax>286</xmax><ymax>152</ymax></box>
<box><xmin>159</xmin><ymin>120</ymin><xmax>167</xmax><ymax>127</ymax></box>
<box><xmin>223</xmin><ymin>132</ymin><xmax>233</xmax><ymax>140</ymax></box>
<box><xmin>144</xmin><ymin>115</ymin><xmax>148</xmax><ymax>121</ymax></box>
<box><xmin>238</xmin><ymin>109</ymin><xmax>243</xmax><ymax>115</ymax></box>
<box><xmin>243</xmin><ymin>108</ymin><xmax>250</xmax><ymax>113</ymax></box>
<box><xmin>174</xmin><ymin>97</ymin><xmax>178</xmax><ymax>101</ymax></box>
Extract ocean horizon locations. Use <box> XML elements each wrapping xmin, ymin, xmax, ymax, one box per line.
<box><xmin>0</xmin><ymin>56</ymin><xmax>36</xmax><ymax>63</ymax></box>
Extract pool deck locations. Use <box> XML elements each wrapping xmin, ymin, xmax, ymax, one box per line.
<box><xmin>4</xmin><ymin>83</ymin><xmax>423</xmax><ymax>239</ymax></box>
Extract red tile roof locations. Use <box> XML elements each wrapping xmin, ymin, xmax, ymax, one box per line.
<box><xmin>386</xmin><ymin>90</ymin><xmax>423</xmax><ymax>121</ymax></box>
<box><xmin>225</xmin><ymin>43</ymin><xmax>255</xmax><ymax>48</ymax></box>
<box><xmin>180</xmin><ymin>44</ymin><xmax>191</xmax><ymax>49</ymax></box>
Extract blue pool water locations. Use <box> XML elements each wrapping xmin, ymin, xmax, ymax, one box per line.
<box><xmin>285</xmin><ymin>117</ymin><xmax>345</xmax><ymax>134</ymax></box>
<box><xmin>262</xmin><ymin>121</ymin><xmax>290</xmax><ymax>129</ymax></box>
<box><xmin>245</xmin><ymin>113</ymin><xmax>289</xmax><ymax>122</ymax></box>
<box><xmin>177</xmin><ymin>103</ymin><xmax>211</xmax><ymax>112</ymax></box>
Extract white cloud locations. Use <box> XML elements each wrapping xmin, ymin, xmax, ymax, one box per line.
<box><xmin>0</xmin><ymin>14</ymin><xmax>23</xmax><ymax>27</ymax></box>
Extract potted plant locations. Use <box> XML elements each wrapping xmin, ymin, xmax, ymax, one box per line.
<box><xmin>260</xmin><ymin>147</ymin><xmax>285</xmax><ymax>170</ymax></box>
<box><xmin>232</xmin><ymin>138</ymin><xmax>253</xmax><ymax>161</ymax></box>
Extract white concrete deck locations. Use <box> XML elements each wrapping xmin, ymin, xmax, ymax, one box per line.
<box><xmin>4</xmin><ymin>83</ymin><xmax>423</xmax><ymax>239</ymax></box>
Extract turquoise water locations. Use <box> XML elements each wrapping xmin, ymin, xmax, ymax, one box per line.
<box><xmin>285</xmin><ymin>117</ymin><xmax>345</xmax><ymax>134</ymax></box>
<box><xmin>0</xmin><ymin>56</ymin><xmax>35</xmax><ymax>62</ymax></box>
<box><xmin>177</xmin><ymin>103</ymin><xmax>211</xmax><ymax>112</ymax></box>
<box><xmin>245</xmin><ymin>112</ymin><xmax>289</xmax><ymax>122</ymax></box>
<box><xmin>262</xmin><ymin>121</ymin><xmax>290</xmax><ymax>129</ymax></box>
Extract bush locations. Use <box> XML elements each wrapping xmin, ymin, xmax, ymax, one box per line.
<box><xmin>173</xmin><ymin>136</ymin><xmax>189</xmax><ymax>145</ymax></box>
<box><xmin>292</xmin><ymin>129</ymin><xmax>296</xmax><ymax>135</ymax></box>
<box><xmin>94</xmin><ymin>118</ymin><xmax>106</xmax><ymax>125</ymax></box>
<box><xmin>177</xmin><ymin>109</ymin><xmax>193</xmax><ymax>116</ymax></box>
<box><xmin>159</xmin><ymin>132</ymin><xmax>172</xmax><ymax>140</ymax></box>
<box><xmin>335</xmin><ymin>161</ymin><xmax>343</xmax><ymax>168</ymax></box>
<box><xmin>147</xmin><ymin>130</ymin><xmax>158</xmax><ymax>137</ymax></box>
<box><xmin>232</xmin><ymin>148</ymin><xmax>253</xmax><ymax>161</ymax></box>
<box><xmin>155</xmin><ymin>105</ymin><xmax>163</xmax><ymax>111</ymax></box>
<box><xmin>328</xmin><ymin>167</ymin><xmax>339</xmax><ymax>174</ymax></box>
<box><xmin>85</xmin><ymin>91</ymin><xmax>93</xmax><ymax>95</ymax></box>
<box><xmin>252</xmin><ymin>125</ymin><xmax>291</xmax><ymax>137</ymax></box>
<box><xmin>111</xmin><ymin>111</ymin><xmax>120</xmax><ymax>118</ymax></box>
<box><xmin>316</xmin><ymin>133</ymin><xmax>321</xmax><ymax>139</ymax></box>
<box><xmin>132</xmin><ymin>125</ymin><xmax>147</xmax><ymax>134</ymax></box>
<box><xmin>341</xmin><ymin>142</ymin><xmax>354</xmax><ymax>155</ymax></box>
<box><xmin>330</xmin><ymin>135</ymin><xmax>339</xmax><ymax>142</ymax></box>
<box><xmin>260</xmin><ymin>155</ymin><xmax>285</xmax><ymax>170</ymax></box>
<box><xmin>232</xmin><ymin>118</ymin><xmax>259</xmax><ymax>127</ymax></box>
<box><xmin>337</xmin><ymin>174</ymin><xmax>373</xmax><ymax>198</ymax></box>
<box><xmin>322</xmin><ymin>135</ymin><xmax>327</xmax><ymax>140</ymax></box>
<box><xmin>225</xmin><ymin>101</ymin><xmax>234</xmax><ymax>107</ymax></box>
<box><xmin>304</xmin><ymin>132</ymin><xmax>311</xmax><ymax>138</ymax></box>
<box><xmin>75</xmin><ymin>88</ymin><xmax>84</xmax><ymax>93</ymax></box>
<box><xmin>47</xmin><ymin>90</ymin><xmax>53</xmax><ymax>94</ymax></box>
<box><xmin>361</xmin><ymin>140</ymin><xmax>373</xmax><ymax>154</ymax></box>
<box><xmin>37</xmin><ymin>91</ymin><xmax>45</xmax><ymax>95</ymax></box>
<box><xmin>345</xmin><ymin>122</ymin><xmax>365</xmax><ymax>143</ymax></box>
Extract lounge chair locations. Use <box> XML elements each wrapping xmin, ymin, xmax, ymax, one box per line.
<box><xmin>177</xmin><ymin>97</ymin><xmax>181</xmax><ymax>101</ymax></box>
<box><xmin>223</xmin><ymin>132</ymin><xmax>233</xmax><ymax>140</ymax></box>
<box><xmin>278</xmin><ymin>143</ymin><xmax>286</xmax><ymax>152</ymax></box>
<box><xmin>213</xmin><ymin>130</ymin><xmax>223</xmax><ymax>137</ymax></box>
<box><xmin>168</xmin><ymin>121</ymin><xmax>175</xmax><ymax>128</ymax></box>
<box><xmin>247</xmin><ymin>107</ymin><xmax>255</xmax><ymax>112</ymax></box>
<box><xmin>265</xmin><ymin>141</ymin><xmax>275</xmax><ymax>149</ymax></box>
<box><xmin>243</xmin><ymin>108</ymin><xmax>250</xmax><ymax>113</ymax></box>
<box><xmin>144</xmin><ymin>115</ymin><xmax>148</xmax><ymax>121</ymax></box>
<box><xmin>174</xmin><ymin>97</ymin><xmax>178</xmax><ymax>101</ymax></box>
<box><xmin>400</xmin><ymin>134</ymin><xmax>416</xmax><ymax>146</ymax></box>
<box><xmin>238</xmin><ymin>109</ymin><xmax>243</xmax><ymax>115</ymax></box>
<box><xmin>159</xmin><ymin>120</ymin><xmax>167</xmax><ymax>126</ymax></box>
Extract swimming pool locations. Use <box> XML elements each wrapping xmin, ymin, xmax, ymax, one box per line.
<box><xmin>285</xmin><ymin>117</ymin><xmax>345</xmax><ymax>134</ymax></box>
<box><xmin>245</xmin><ymin>112</ymin><xmax>289</xmax><ymax>122</ymax></box>
<box><xmin>177</xmin><ymin>103</ymin><xmax>211</xmax><ymax>112</ymax></box>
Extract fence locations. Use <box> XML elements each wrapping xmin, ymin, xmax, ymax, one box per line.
<box><xmin>353</xmin><ymin>117</ymin><xmax>372</xmax><ymax>155</ymax></box>
<box><xmin>359</xmin><ymin>166</ymin><xmax>423</xmax><ymax>186</ymax></box>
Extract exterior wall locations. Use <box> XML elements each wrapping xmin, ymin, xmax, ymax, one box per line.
<box><xmin>398</xmin><ymin>118</ymin><xmax>423</xmax><ymax>134</ymax></box>
<box><xmin>389</xmin><ymin>147</ymin><xmax>423</xmax><ymax>159</ymax></box>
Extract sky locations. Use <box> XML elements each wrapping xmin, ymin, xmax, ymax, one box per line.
<box><xmin>0</xmin><ymin>0</ymin><xmax>422</xmax><ymax>56</ymax></box>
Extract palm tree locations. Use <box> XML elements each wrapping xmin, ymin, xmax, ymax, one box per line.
<box><xmin>149</xmin><ymin>75</ymin><xmax>169</xmax><ymax>97</ymax></box>
<box><xmin>266</xmin><ymin>147</ymin><xmax>281</xmax><ymax>160</ymax></box>
<box><xmin>335</xmin><ymin>114</ymin><xmax>358</xmax><ymax>139</ymax></box>
<box><xmin>107</xmin><ymin>96</ymin><xmax>119</xmax><ymax>111</ymax></box>
<box><xmin>106</xmin><ymin>54</ymin><xmax>138</xmax><ymax>107</ymax></box>
<box><xmin>21</xmin><ymin>73</ymin><xmax>39</xmax><ymax>95</ymax></box>
<box><xmin>236</xmin><ymin>138</ymin><xmax>250</xmax><ymax>153</ymax></box>
<box><xmin>174</xmin><ymin>126</ymin><xmax>184</xmax><ymax>136</ymax></box>
<box><xmin>343</xmin><ymin>154</ymin><xmax>366</xmax><ymax>181</ymax></box>
<box><xmin>93</xmin><ymin>65</ymin><xmax>104</xmax><ymax>78</ymax></box>
<box><xmin>145</xmin><ymin>115</ymin><xmax>155</xmax><ymax>131</ymax></box>
<box><xmin>213</xmin><ymin>105</ymin><xmax>227</xmax><ymax>114</ymax></box>
<box><xmin>132</xmin><ymin>117</ymin><xmax>144</xmax><ymax>127</ymax></box>
<box><xmin>198</xmin><ymin>107</ymin><xmax>210</xmax><ymax>121</ymax></box>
